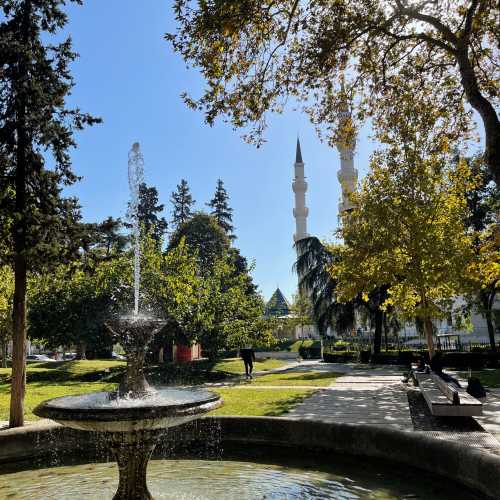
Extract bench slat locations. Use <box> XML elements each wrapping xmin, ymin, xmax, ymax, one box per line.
<box><xmin>415</xmin><ymin>372</ymin><xmax>483</xmax><ymax>417</ymax></box>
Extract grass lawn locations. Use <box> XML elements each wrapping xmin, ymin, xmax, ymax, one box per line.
<box><xmin>210</xmin><ymin>387</ymin><xmax>314</xmax><ymax>416</ymax></box>
<box><xmin>0</xmin><ymin>381</ymin><xmax>116</xmax><ymax>421</ymax></box>
<box><xmin>0</xmin><ymin>360</ymin><xmax>125</xmax><ymax>384</ymax></box>
<box><xmin>0</xmin><ymin>358</ymin><xmax>318</xmax><ymax>422</ymax></box>
<box><xmin>249</xmin><ymin>370</ymin><xmax>342</xmax><ymax>387</ymax></box>
<box><xmin>459</xmin><ymin>369</ymin><xmax>500</xmax><ymax>388</ymax></box>
<box><xmin>213</xmin><ymin>358</ymin><xmax>288</xmax><ymax>375</ymax></box>
<box><xmin>0</xmin><ymin>360</ymin><xmax>125</xmax><ymax>421</ymax></box>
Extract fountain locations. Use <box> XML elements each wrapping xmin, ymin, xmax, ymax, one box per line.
<box><xmin>33</xmin><ymin>143</ymin><xmax>221</xmax><ymax>500</ymax></box>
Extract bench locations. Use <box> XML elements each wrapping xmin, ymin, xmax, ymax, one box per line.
<box><xmin>414</xmin><ymin>371</ymin><xmax>483</xmax><ymax>417</ymax></box>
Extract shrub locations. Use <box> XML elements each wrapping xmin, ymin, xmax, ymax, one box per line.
<box><xmin>323</xmin><ymin>351</ymin><xmax>357</xmax><ymax>363</ymax></box>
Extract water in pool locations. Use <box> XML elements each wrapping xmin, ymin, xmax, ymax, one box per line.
<box><xmin>0</xmin><ymin>455</ymin><xmax>481</xmax><ymax>499</ymax></box>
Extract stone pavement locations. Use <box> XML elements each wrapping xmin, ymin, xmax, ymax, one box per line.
<box><xmin>285</xmin><ymin>361</ymin><xmax>500</xmax><ymax>454</ymax></box>
<box><xmin>286</xmin><ymin>363</ymin><xmax>413</xmax><ymax>430</ymax></box>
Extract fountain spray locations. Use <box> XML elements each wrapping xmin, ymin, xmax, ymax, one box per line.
<box><xmin>128</xmin><ymin>142</ymin><xmax>144</xmax><ymax>316</ymax></box>
<box><xmin>34</xmin><ymin>142</ymin><xmax>221</xmax><ymax>499</ymax></box>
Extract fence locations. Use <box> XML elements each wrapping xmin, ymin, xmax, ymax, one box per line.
<box><xmin>324</xmin><ymin>337</ymin><xmax>500</xmax><ymax>353</ymax></box>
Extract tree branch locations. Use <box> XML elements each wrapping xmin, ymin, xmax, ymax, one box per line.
<box><xmin>394</xmin><ymin>0</ymin><xmax>459</xmax><ymax>46</ymax></box>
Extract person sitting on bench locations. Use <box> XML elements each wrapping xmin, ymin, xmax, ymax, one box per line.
<box><xmin>430</xmin><ymin>352</ymin><xmax>460</xmax><ymax>388</ymax></box>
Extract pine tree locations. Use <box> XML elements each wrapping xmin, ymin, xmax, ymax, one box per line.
<box><xmin>170</xmin><ymin>179</ymin><xmax>195</xmax><ymax>229</ymax></box>
<box><xmin>0</xmin><ymin>0</ymin><xmax>99</xmax><ymax>427</ymax></box>
<box><xmin>207</xmin><ymin>179</ymin><xmax>235</xmax><ymax>239</ymax></box>
<box><xmin>97</xmin><ymin>217</ymin><xmax>129</xmax><ymax>259</ymax></box>
<box><xmin>137</xmin><ymin>183</ymin><xmax>168</xmax><ymax>244</ymax></box>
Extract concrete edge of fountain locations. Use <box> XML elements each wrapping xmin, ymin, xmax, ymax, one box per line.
<box><xmin>0</xmin><ymin>416</ymin><xmax>499</xmax><ymax>500</ymax></box>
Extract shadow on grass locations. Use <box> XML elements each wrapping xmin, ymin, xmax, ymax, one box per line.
<box><xmin>264</xmin><ymin>392</ymin><xmax>313</xmax><ymax>416</ymax></box>
<box><xmin>0</xmin><ymin>361</ymin><xmax>126</xmax><ymax>384</ymax></box>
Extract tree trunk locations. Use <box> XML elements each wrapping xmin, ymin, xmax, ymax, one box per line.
<box><xmin>423</xmin><ymin>316</ymin><xmax>436</xmax><ymax>360</ymax></box>
<box><xmin>383</xmin><ymin>312</ymin><xmax>388</xmax><ymax>352</ymax></box>
<box><xmin>158</xmin><ymin>346</ymin><xmax>164</xmax><ymax>364</ymax></box>
<box><xmin>1</xmin><ymin>340</ymin><xmax>7</xmax><ymax>368</ymax></box>
<box><xmin>9</xmin><ymin>1</ymin><xmax>31</xmax><ymax>428</ymax></box>
<box><xmin>76</xmin><ymin>341</ymin><xmax>87</xmax><ymax>360</ymax></box>
<box><xmin>486</xmin><ymin>313</ymin><xmax>496</xmax><ymax>352</ymax></box>
<box><xmin>373</xmin><ymin>309</ymin><xmax>382</xmax><ymax>355</ymax></box>
<box><xmin>457</xmin><ymin>47</ymin><xmax>500</xmax><ymax>185</ymax></box>
<box><xmin>9</xmin><ymin>257</ymin><xmax>27</xmax><ymax>428</ymax></box>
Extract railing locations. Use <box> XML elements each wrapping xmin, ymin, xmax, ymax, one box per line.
<box><xmin>324</xmin><ymin>337</ymin><xmax>500</xmax><ymax>353</ymax></box>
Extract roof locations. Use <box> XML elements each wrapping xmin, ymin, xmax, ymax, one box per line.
<box><xmin>295</xmin><ymin>137</ymin><xmax>303</xmax><ymax>164</ymax></box>
<box><xmin>265</xmin><ymin>288</ymin><xmax>291</xmax><ymax>317</ymax></box>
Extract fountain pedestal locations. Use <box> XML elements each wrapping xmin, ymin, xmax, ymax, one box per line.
<box><xmin>109</xmin><ymin>431</ymin><xmax>158</xmax><ymax>500</ymax></box>
<box><xmin>34</xmin><ymin>317</ymin><xmax>222</xmax><ymax>500</ymax></box>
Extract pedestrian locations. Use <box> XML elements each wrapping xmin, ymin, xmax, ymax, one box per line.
<box><xmin>240</xmin><ymin>346</ymin><xmax>256</xmax><ymax>380</ymax></box>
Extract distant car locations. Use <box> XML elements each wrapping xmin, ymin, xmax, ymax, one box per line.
<box><xmin>111</xmin><ymin>352</ymin><xmax>126</xmax><ymax>361</ymax></box>
<box><xmin>26</xmin><ymin>354</ymin><xmax>56</xmax><ymax>362</ymax></box>
<box><xmin>63</xmin><ymin>353</ymin><xmax>76</xmax><ymax>360</ymax></box>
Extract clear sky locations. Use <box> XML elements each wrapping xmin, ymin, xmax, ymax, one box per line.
<box><xmin>62</xmin><ymin>0</ymin><xmax>377</xmax><ymax>303</ymax></box>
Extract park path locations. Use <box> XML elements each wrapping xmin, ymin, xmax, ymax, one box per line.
<box><xmin>286</xmin><ymin>363</ymin><xmax>413</xmax><ymax>431</ymax></box>
<box><xmin>284</xmin><ymin>361</ymin><xmax>500</xmax><ymax>455</ymax></box>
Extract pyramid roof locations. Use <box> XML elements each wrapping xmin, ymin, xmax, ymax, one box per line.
<box><xmin>265</xmin><ymin>288</ymin><xmax>291</xmax><ymax>317</ymax></box>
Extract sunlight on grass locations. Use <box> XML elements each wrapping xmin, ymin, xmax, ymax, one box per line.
<box><xmin>214</xmin><ymin>358</ymin><xmax>288</xmax><ymax>375</ymax></box>
<box><xmin>210</xmin><ymin>388</ymin><xmax>314</xmax><ymax>416</ymax></box>
<box><xmin>250</xmin><ymin>371</ymin><xmax>342</xmax><ymax>387</ymax></box>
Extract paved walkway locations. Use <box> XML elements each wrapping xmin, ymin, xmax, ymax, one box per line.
<box><xmin>284</xmin><ymin>361</ymin><xmax>500</xmax><ymax>455</ymax></box>
<box><xmin>286</xmin><ymin>364</ymin><xmax>413</xmax><ymax>431</ymax></box>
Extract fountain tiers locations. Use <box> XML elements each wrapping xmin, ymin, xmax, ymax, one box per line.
<box><xmin>33</xmin><ymin>316</ymin><xmax>222</xmax><ymax>500</ymax></box>
<box><xmin>34</xmin><ymin>388</ymin><xmax>221</xmax><ymax>500</ymax></box>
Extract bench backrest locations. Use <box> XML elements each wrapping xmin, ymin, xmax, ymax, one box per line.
<box><xmin>430</xmin><ymin>373</ymin><xmax>460</xmax><ymax>405</ymax></box>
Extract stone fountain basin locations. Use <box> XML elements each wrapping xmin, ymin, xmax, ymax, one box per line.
<box><xmin>33</xmin><ymin>388</ymin><xmax>221</xmax><ymax>433</ymax></box>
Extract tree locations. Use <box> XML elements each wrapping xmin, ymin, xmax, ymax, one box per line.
<box><xmin>290</xmin><ymin>290</ymin><xmax>313</xmax><ymax>338</ymax></box>
<box><xmin>168</xmin><ymin>212</ymin><xmax>231</xmax><ymax>271</ymax></box>
<box><xmin>127</xmin><ymin>183</ymin><xmax>168</xmax><ymax>245</ymax></box>
<box><xmin>0</xmin><ymin>0</ymin><xmax>99</xmax><ymax>427</ymax></box>
<box><xmin>167</xmin><ymin>0</ymin><xmax>499</xmax><ymax>184</ymax></box>
<box><xmin>468</xmin><ymin>224</ymin><xmax>499</xmax><ymax>351</ymax></box>
<box><xmin>331</xmin><ymin>94</ymin><xmax>475</xmax><ymax>359</ymax></box>
<box><xmin>463</xmin><ymin>155</ymin><xmax>499</xmax><ymax>350</ymax></box>
<box><xmin>294</xmin><ymin>237</ymin><xmax>355</xmax><ymax>337</ymax></box>
<box><xmin>0</xmin><ymin>266</ymin><xmax>14</xmax><ymax>368</ymax></box>
<box><xmin>28</xmin><ymin>261</ymin><xmax>122</xmax><ymax>359</ymax></box>
<box><xmin>170</xmin><ymin>179</ymin><xmax>195</xmax><ymax>229</ymax></box>
<box><xmin>97</xmin><ymin>217</ymin><xmax>129</xmax><ymax>259</ymax></box>
<box><xmin>193</xmin><ymin>255</ymin><xmax>265</xmax><ymax>361</ymax></box>
<box><xmin>207</xmin><ymin>179</ymin><xmax>235</xmax><ymax>239</ymax></box>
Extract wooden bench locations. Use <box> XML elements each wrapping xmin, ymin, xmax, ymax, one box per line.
<box><xmin>414</xmin><ymin>372</ymin><xmax>483</xmax><ymax>417</ymax></box>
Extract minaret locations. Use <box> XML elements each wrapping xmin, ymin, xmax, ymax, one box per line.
<box><xmin>336</xmin><ymin>86</ymin><xmax>358</xmax><ymax>214</ymax></box>
<box><xmin>292</xmin><ymin>138</ymin><xmax>309</xmax><ymax>243</ymax></box>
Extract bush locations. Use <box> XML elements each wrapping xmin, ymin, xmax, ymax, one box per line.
<box><xmin>441</xmin><ymin>352</ymin><xmax>494</xmax><ymax>370</ymax></box>
<box><xmin>323</xmin><ymin>351</ymin><xmax>357</xmax><ymax>363</ymax></box>
<box><xmin>299</xmin><ymin>345</ymin><xmax>322</xmax><ymax>359</ymax></box>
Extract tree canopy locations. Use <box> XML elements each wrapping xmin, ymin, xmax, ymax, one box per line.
<box><xmin>167</xmin><ymin>0</ymin><xmax>499</xmax><ymax>184</ymax></box>
<box><xmin>168</xmin><ymin>212</ymin><xmax>231</xmax><ymax>271</ymax></box>
<box><xmin>0</xmin><ymin>0</ymin><xmax>99</xmax><ymax>427</ymax></box>
<box><xmin>331</xmin><ymin>92</ymin><xmax>476</xmax><ymax>357</ymax></box>
<box><xmin>128</xmin><ymin>183</ymin><xmax>168</xmax><ymax>245</ymax></box>
<box><xmin>170</xmin><ymin>179</ymin><xmax>196</xmax><ymax>229</ymax></box>
<box><xmin>207</xmin><ymin>178</ymin><xmax>235</xmax><ymax>239</ymax></box>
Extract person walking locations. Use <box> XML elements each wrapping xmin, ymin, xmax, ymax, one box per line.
<box><xmin>240</xmin><ymin>346</ymin><xmax>256</xmax><ymax>380</ymax></box>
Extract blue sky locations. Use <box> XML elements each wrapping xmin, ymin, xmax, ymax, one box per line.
<box><xmin>62</xmin><ymin>0</ymin><xmax>377</xmax><ymax>303</ymax></box>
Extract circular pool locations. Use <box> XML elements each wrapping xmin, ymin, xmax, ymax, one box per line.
<box><xmin>0</xmin><ymin>452</ymin><xmax>481</xmax><ymax>499</ymax></box>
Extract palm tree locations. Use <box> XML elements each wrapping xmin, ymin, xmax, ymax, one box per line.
<box><xmin>294</xmin><ymin>237</ymin><xmax>355</xmax><ymax>337</ymax></box>
<box><xmin>294</xmin><ymin>237</ymin><xmax>387</xmax><ymax>355</ymax></box>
